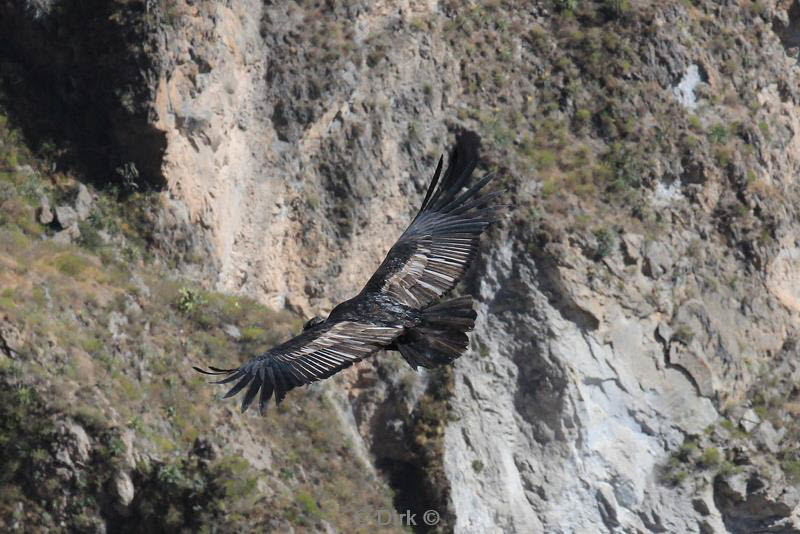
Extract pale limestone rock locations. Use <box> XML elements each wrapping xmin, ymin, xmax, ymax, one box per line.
<box><xmin>113</xmin><ymin>470</ymin><xmax>135</xmax><ymax>508</ymax></box>
<box><xmin>672</xmin><ymin>64</ymin><xmax>703</xmax><ymax>110</ymax></box>
<box><xmin>75</xmin><ymin>183</ymin><xmax>92</xmax><ymax>220</ymax></box>
<box><xmin>0</xmin><ymin>321</ymin><xmax>24</xmax><ymax>357</ymax></box>
<box><xmin>54</xmin><ymin>204</ymin><xmax>78</xmax><ymax>229</ymax></box>
<box><xmin>120</xmin><ymin>429</ymin><xmax>137</xmax><ymax>471</ymax></box>
<box><xmin>55</xmin><ymin>421</ymin><xmax>91</xmax><ymax>467</ymax></box>
<box><xmin>108</xmin><ymin>311</ymin><xmax>128</xmax><ymax>341</ymax></box>
<box><xmin>692</xmin><ymin>483</ymin><xmax>728</xmax><ymax>533</ymax></box>
<box><xmin>766</xmin><ymin>246</ymin><xmax>800</xmax><ymax>313</ymax></box>
<box><xmin>754</xmin><ymin>421</ymin><xmax>783</xmax><ymax>454</ymax></box>
<box><xmin>52</xmin><ymin>224</ymin><xmax>80</xmax><ymax>244</ymax></box>
<box><xmin>223</xmin><ymin>324</ymin><xmax>241</xmax><ymax>339</ymax></box>
<box><xmin>669</xmin><ymin>343</ymin><xmax>716</xmax><ymax>397</ymax></box>
<box><xmin>620</xmin><ymin>232</ymin><xmax>643</xmax><ymax>264</ymax></box>
<box><xmin>124</xmin><ymin>296</ymin><xmax>142</xmax><ymax>317</ymax></box>
<box><xmin>643</xmin><ymin>240</ymin><xmax>674</xmax><ymax>279</ymax></box>
<box><xmin>719</xmin><ymin>471</ymin><xmax>749</xmax><ymax>502</ymax></box>
<box><xmin>740</xmin><ymin>409</ymin><xmax>761</xmax><ymax>433</ymax></box>
<box><xmin>442</xmin><ymin>240</ymin><xmax>721</xmax><ymax>533</ymax></box>
<box><xmin>38</xmin><ymin>196</ymin><xmax>53</xmax><ymax>224</ymax></box>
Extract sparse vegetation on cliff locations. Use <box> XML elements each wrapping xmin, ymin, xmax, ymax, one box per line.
<box><xmin>3</xmin><ymin>0</ymin><xmax>800</xmax><ymax>531</ymax></box>
<box><xmin>0</xmin><ymin>106</ymin><xmax>399</xmax><ymax>532</ymax></box>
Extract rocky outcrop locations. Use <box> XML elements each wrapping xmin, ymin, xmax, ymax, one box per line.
<box><xmin>142</xmin><ymin>2</ymin><xmax>800</xmax><ymax>531</ymax></box>
<box><xmin>145</xmin><ymin>0</ymin><xmax>462</xmax><ymax>313</ymax></box>
<box><xmin>4</xmin><ymin>0</ymin><xmax>800</xmax><ymax>532</ymax></box>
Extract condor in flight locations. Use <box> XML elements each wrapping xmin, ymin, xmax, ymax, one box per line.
<box><xmin>195</xmin><ymin>132</ymin><xmax>502</xmax><ymax>413</ymax></box>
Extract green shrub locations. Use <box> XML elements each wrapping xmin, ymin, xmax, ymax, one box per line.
<box><xmin>177</xmin><ymin>287</ymin><xmax>206</xmax><ymax>314</ymax></box>
<box><xmin>54</xmin><ymin>252</ymin><xmax>90</xmax><ymax>277</ymax></box>
<box><xmin>534</xmin><ymin>150</ymin><xmax>556</xmax><ymax>170</ymax></box>
<box><xmin>708</xmin><ymin>124</ymin><xmax>728</xmax><ymax>144</ymax></box>
<box><xmin>782</xmin><ymin>457</ymin><xmax>800</xmax><ymax>483</ymax></box>
<box><xmin>554</xmin><ymin>0</ymin><xmax>579</xmax><ymax>13</ymax></box>
<box><xmin>603</xmin><ymin>0</ymin><xmax>631</xmax><ymax>16</ymax></box>
<box><xmin>699</xmin><ymin>447</ymin><xmax>721</xmax><ymax>468</ymax></box>
<box><xmin>296</xmin><ymin>490</ymin><xmax>323</xmax><ymax>519</ymax></box>
<box><xmin>77</xmin><ymin>219</ymin><xmax>104</xmax><ymax>251</ymax></box>
<box><xmin>575</xmin><ymin>108</ymin><xmax>592</xmax><ymax>123</ymax></box>
<box><xmin>593</xmin><ymin>228</ymin><xmax>616</xmax><ymax>259</ymax></box>
<box><xmin>240</xmin><ymin>326</ymin><xmax>266</xmax><ymax>342</ymax></box>
<box><xmin>676</xmin><ymin>439</ymin><xmax>698</xmax><ymax>462</ymax></box>
<box><xmin>672</xmin><ymin>325</ymin><xmax>694</xmax><ymax>345</ymax></box>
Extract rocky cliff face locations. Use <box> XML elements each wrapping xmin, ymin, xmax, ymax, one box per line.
<box><xmin>3</xmin><ymin>0</ymin><xmax>800</xmax><ymax>532</ymax></box>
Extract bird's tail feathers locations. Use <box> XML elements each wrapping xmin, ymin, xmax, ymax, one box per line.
<box><xmin>397</xmin><ymin>296</ymin><xmax>477</xmax><ymax>369</ymax></box>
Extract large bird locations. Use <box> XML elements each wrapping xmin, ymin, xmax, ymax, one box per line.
<box><xmin>195</xmin><ymin>132</ymin><xmax>502</xmax><ymax>413</ymax></box>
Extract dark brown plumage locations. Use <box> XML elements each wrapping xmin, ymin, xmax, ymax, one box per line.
<box><xmin>195</xmin><ymin>131</ymin><xmax>502</xmax><ymax>413</ymax></box>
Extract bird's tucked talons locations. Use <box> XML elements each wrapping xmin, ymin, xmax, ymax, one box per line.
<box><xmin>196</xmin><ymin>130</ymin><xmax>503</xmax><ymax>413</ymax></box>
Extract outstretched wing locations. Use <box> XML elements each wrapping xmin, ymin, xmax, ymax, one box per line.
<box><xmin>362</xmin><ymin>131</ymin><xmax>502</xmax><ymax>309</ymax></box>
<box><xmin>195</xmin><ymin>320</ymin><xmax>402</xmax><ymax>413</ymax></box>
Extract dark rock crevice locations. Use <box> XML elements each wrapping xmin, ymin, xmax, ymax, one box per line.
<box><xmin>713</xmin><ymin>474</ymin><xmax>800</xmax><ymax>534</ymax></box>
<box><xmin>366</xmin><ymin>366</ymin><xmax>456</xmax><ymax>533</ymax></box>
<box><xmin>774</xmin><ymin>1</ymin><xmax>800</xmax><ymax>52</ymax></box>
<box><xmin>0</xmin><ymin>0</ymin><xmax>166</xmax><ymax>190</ymax></box>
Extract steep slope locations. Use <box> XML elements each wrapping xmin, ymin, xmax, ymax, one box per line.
<box><xmin>0</xmin><ymin>103</ymin><xmax>399</xmax><ymax>531</ymax></box>
<box><xmin>3</xmin><ymin>0</ymin><xmax>800</xmax><ymax>533</ymax></box>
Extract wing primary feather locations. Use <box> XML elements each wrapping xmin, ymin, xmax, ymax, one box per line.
<box><xmin>426</xmin><ymin>133</ymin><xmax>479</xmax><ymax>210</ymax></box>
<box><xmin>193</xmin><ymin>365</ymin><xmax>237</xmax><ymax>375</ymax></box>
<box><xmin>423</xmin><ymin>160</ymin><xmax>451</xmax><ymax>211</ymax></box>
<box><xmin>264</xmin><ymin>366</ymin><xmax>278</xmax><ymax>407</ymax></box>
<box><xmin>439</xmin><ymin>173</ymin><xmax>494</xmax><ymax>213</ymax></box>
<box><xmin>258</xmin><ymin>373</ymin><xmax>274</xmax><ymax>415</ymax></box>
<box><xmin>293</xmin><ymin>358</ymin><xmax>323</xmax><ymax>380</ymax></box>
<box><xmin>194</xmin><ymin>366</ymin><xmax>221</xmax><ymax>375</ymax></box>
<box><xmin>432</xmin><ymin>153</ymin><xmax>478</xmax><ymax>212</ymax></box>
<box><xmin>209</xmin><ymin>366</ymin><xmax>238</xmax><ymax>373</ymax></box>
<box><xmin>427</xmin><ymin>221</ymin><xmax>489</xmax><ymax>233</ymax></box>
<box><xmin>282</xmin><ymin>363</ymin><xmax>307</xmax><ymax>387</ymax></box>
<box><xmin>414</xmin><ymin>155</ymin><xmax>444</xmax><ymax>219</ymax></box>
<box><xmin>286</xmin><ymin>357</ymin><xmax>315</xmax><ymax>381</ymax></box>
<box><xmin>223</xmin><ymin>373</ymin><xmax>253</xmax><ymax>399</ymax></box>
<box><xmin>448</xmin><ymin>190</ymin><xmax>504</xmax><ymax>216</ymax></box>
<box><xmin>213</xmin><ymin>370</ymin><xmax>245</xmax><ymax>385</ymax></box>
<box><xmin>241</xmin><ymin>374</ymin><xmax>262</xmax><ymax>413</ymax></box>
<box><xmin>274</xmin><ymin>366</ymin><xmax>289</xmax><ymax>405</ymax></box>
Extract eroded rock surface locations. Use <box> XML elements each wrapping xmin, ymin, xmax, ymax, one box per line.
<box><xmin>3</xmin><ymin>1</ymin><xmax>800</xmax><ymax>532</ymax></box>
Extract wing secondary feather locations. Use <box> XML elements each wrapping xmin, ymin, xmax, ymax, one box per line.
<box><xmin>362</xmin><ymin>131</ymin><xmax>502</xmax><ymax>308</ymax></box>
<box><xmin>195</xmin><ymin>320</ymin><xmax>402</xmax><ymax>413</ymax></box>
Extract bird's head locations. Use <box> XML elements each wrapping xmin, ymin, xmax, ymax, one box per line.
<box><xmin>303</xmin><ymin>316</ymin><xmax>325</xmax><ymax>330</ymax></box>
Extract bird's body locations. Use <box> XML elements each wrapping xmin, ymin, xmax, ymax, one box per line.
<box><xmin>196</xmin><ymin>131</ymin><xmax>502</xmax><ymax>413</ymax></box>
<box><xmin>327</xmin><ymin>292</ymin><xmax>421</xmax><ymax>328</ymax></box>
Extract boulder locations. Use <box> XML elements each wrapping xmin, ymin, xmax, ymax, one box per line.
<box><xmin>75</xmin><ymin>184</ymin><xmax>93</xmax><ymax>220</ymax></box>
<box><xmin>52</xmin><ymin>224</ymin><xmax>80</xmax><ymax>244</ymax></box>
<box><xmin>113</xmin><ymin>470</ymin><xmax>135</xmax><ymax>509</ymax></box>
<box><xmin>643</xmin><ymin>240</ymin><xmax>674</xmax><ymax>278</ymax></box>
<box><xmin>54</xmin><ymin>205</ymin><xmax>78</xmax><ymax>229</ymax></box>
<box><xmin>37</xmin><ymin>196</ymin><xmax>53</xmax><ymax>224</ymax></box>
<box><xmin>740</xmin><ymin>409</ymin><xmax>761</xmax><ymax>433</ymax></box>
